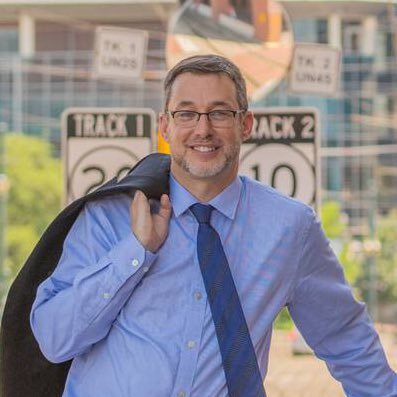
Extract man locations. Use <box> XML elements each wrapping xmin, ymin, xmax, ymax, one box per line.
<box><xmin>31</xmin><ymin>54</ymin><xmax>397</xmax><ymax>397</ymax></box>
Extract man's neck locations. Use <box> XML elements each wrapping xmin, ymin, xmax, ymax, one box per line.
<box><xmin>170</xmin><ymin>166</ymin><xmax>237</xmax><ymax>203</ymax></box>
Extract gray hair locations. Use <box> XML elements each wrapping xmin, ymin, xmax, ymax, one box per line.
<box><xmin>163</xmin><ymin>54</ymin><xmax>248</xmax><ymax>111</ymax></box>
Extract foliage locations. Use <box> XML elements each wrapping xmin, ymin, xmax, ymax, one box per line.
<box><xmin>320</xmin><ymin>201</ymin><xmax>346</xmax><ymax>239</ymax></box>
<box><xmin>274</xmin><ymin>307</ymin><xmax>293</xmax><ymax>331</ymax></box>
<box><xmin>339</xmin><ymin>244</ymin><xmax>362</xmax><ymax>290</ymax></box>
<box><xmin>374</xmin><ymin>209</ymin><xmax>397</xmax><ymax>303</ymax></box>
<box><xmin>350</xmin><ymin>209</ymin><xmax>397</xmax><ymax>306</ymax></box>
<box><xmin>4</xmin><ymin>224</ymin><xmax>38</xmax><ymax>281</ymax></box>
<box><xmin>4</xmin><ymin>133</ymin><xmax>61</xmax><ymax>282</ymax></box>
<box><xmin>321</xmin><ymin>201</ymin><xmax>363</xmax><ymax>287</ymax></box>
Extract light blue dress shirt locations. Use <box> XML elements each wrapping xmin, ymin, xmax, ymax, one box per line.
<box><xmin>31</xmin><ymin>175</ymin><xmax>397</xmax><ymax>397</ymax></box>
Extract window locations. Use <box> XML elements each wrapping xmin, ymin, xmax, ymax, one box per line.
<box><xmin>316</xmin><ymin>19</ymin><xmax>328</xmax><ymax>44</ymax></box>
<box><xmin>385</xmin><ymin>32</ymin><xmax>395</xmax><ymax>57</ymax></box>
<box><xmin>0</xmin><ymin>28</ymin><xmax>18</xmax><ymax>52</ymax></box>
<box><xmin>342</xmin><ymin>21</ymin><xmax>362</xmax><ymax>54</ymax></box>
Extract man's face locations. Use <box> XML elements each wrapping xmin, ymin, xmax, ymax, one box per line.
<box><xmin>160</xmin><ymin>72</ymin><xmax>252</xmax><ymax>187</ymax></box>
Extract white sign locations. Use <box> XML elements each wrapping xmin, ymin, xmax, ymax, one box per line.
<box><xmin>289</xmin><ymin>44</ymin><xmax>341</xmax><ymax>96</ymax></box>
<box><xmin>61</xmin><ymin>107</ymin><xmax>156</xmax><ymax>204</ymax></box>
<box><xmin>94</xmin><ymin>26</ymin><xmax>148</xmax><ymax>80</ymax></box>
<box><xmin>240</xmin><ymin>107</ymin><xmax>320</xmax><ymax>209</ymax></box>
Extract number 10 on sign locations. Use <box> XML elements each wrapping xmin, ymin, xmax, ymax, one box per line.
<box><xmin>239</xmin><ymin>107</ymin><xmax>320</xmax><ymax>210</ymax></box>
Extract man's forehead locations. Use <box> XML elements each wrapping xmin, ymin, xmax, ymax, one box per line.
<box><xmin>172</xmin><ymin>99</ymin><xmax>234</xmax><ymax>108</ymax></box>
<box><xmin>172</xmin><ymin>71</ymin><xmax>233</xmax><ymax>85</ymax></box>
<box><xmin>168</xmin><ymin>72</ymin><xmax>238</xmax><ymax>106</ymax></box>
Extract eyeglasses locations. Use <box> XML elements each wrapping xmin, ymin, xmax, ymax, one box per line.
<box><xmin>168</xmin><ymin>109</ymin><xmax>246</xmax><ymax>128</ymax></box>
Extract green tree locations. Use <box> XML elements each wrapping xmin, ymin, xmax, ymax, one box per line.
<box><xmin>321</xmin><ymin>201</ymin><xmax>362</xmax><ymax>286</ymax></box>
<box><xmin>375</xmin><ymin>209</ymin><xmax>397</xmax><ymax>303</ymax></box>
<box><xmin>350</xmin><ymin>209</ymin><xmax>397</xmax><ymax>307</ymax></box>
<box><xmin>321</xmin><ymin>201</ymin><xmax>346</xmax><ymax>239</ymax></box>
<box><xmin>4</xmin><ymin>133</ymin><xmax>61</xmax><ymax>283</ymax></box>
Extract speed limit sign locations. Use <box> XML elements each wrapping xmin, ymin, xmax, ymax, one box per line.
<box><xmin>61</xmin><ymin>107</ymin><xmax>156</xmax><ymax>204</ymax></box>
<box><xmin>240</xmin><ymin>107</ymin><xmax>320</xmax><ymax>209</ymax></box>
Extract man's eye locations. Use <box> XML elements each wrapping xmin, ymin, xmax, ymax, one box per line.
<box><xmin>176</xmin><ymin>111</ymin><xmax>196</xmax><ymax>120</ymax></box>
<box><xmin>210</xmin><ymin>111</ymin><xmax>230</xmax><ymax>120</ymax></box>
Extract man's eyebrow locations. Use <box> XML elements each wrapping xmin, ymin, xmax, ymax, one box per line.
<box><xmin>173</xmin><ymin>100</ymin><xmax>235</xmax><ymax>109</ymax></box>
<box><xmin>173</xmin><ymin>100</ymin><xmax>195</xmax><ymax>108</ymax></box>
<box><xmin>210</xmin><ymin>100</ymin><xmax>234</xmax><ymax>107</ymax></box>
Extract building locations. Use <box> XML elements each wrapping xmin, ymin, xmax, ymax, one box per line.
<box><xmin>0</xmin><ymin>0</ymin><xmax>176</xmax><ymax>139</ymax></box>
<box><xmin>0</xmin><ymin>0</ymin><xmax>396</xmax><ymax>235</ymax></box>
<box><xmin>265</xmin><ymin>0</ymin><xmax>397</xmax><ymax>236</ymax></box>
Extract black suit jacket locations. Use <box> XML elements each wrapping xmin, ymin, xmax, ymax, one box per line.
<box><xmin>0</xmin><ymin>153</ymin><xmax>171</xmax><ymax>397</ymax></box>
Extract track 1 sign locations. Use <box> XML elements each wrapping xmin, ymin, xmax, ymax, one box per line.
<box><xmin>61</xmin><ymin>107</ymin><xmax>156</xmax><ymax>204</ymax></box>
<box><xmin>239</xmin><ymin>107</ymin><xmax>320</xmax><ymax>209</ymax></box>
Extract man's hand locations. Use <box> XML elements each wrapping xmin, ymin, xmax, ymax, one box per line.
<box><xmin>130</xmin><ymin>190</ymin><xmax>172</xmax><ymax>253</ymax></box>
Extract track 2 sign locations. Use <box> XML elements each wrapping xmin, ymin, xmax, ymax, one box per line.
<box><xmin>239</xmin><ymin>107</ymin><xmax>320</xmax><ymax>209</ymax></box>
<box><xmin>62</xmin><ymin>107</ymin><xmax>156</xmax><ymax>204</ymax></box>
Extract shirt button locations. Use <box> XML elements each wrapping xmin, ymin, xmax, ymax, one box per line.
<box><xmin>187</xmin><ymin>340</ymin><xmax>196</xmax><ymax>349</ymax></box>
<box><xmin>103</xmin><ymin>292</ymin><xmax>110</xmax><ymax>299</ymax></box>
<box><xmin>142</xmin><ymin>266</ymin><xmax>149</xmax><ymax>273</ymax></box>
<box><xmin>131</xmin><ymin>259</ymin><xmax>139</xmax><ymax>267</ymax></box>
<box><xmin>177</xmin><ymin>391</ymin><xmax>186</xmax><ymax>397</ymax></box>
<box><xmin>193</xmin><ymin>291</ymin><xmax>202</xmax><ymax>301</ymax></box>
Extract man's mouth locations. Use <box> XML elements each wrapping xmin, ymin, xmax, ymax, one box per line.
<box><xmin>193</xmin><ymin>146</ymin><xmax>216</xmax><ymax>152</ymax></box>
<box><xmin>190</xmin><ymin>145</ymin><xmax>218</xmax><ymax>153</ymax></box>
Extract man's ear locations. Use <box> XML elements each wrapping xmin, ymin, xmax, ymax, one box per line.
<box><xmin>159</xmin><ymin>113</ymin><xmax>170</xmax><ymax>143</ymax></box>
<box><xmin>241</xmin><ymin>111</ymin><xmax>253</xmax><ymax>142</ymax></box>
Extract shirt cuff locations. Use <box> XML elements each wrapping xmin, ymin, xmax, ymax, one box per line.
<box><xmin>107</xmin><ymin>232</ymin><xmax>157</xmax><ymax>278</ymax></box>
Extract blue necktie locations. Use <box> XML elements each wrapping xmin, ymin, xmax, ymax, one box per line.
<box><xmin>190</xmin><ymin>204</ymin><xmax>265</xmax><ymax>397</ymax></box>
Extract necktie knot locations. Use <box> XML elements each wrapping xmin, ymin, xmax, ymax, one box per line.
<box><xmin>190</xmin><ymin>203</ymin><xmax>213</xmax><ymax>224</ymax></box>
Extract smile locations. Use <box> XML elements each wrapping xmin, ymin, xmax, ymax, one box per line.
<box><xmin>191</xmin><ymin>146</ymin><xmax>217</xmax><ymax>152</ymax></box>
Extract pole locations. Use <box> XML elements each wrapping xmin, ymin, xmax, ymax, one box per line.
<box><xmin>0</xmin><ymin>122</ymin><xmax>8</xmax><ymax>318</ymax></box>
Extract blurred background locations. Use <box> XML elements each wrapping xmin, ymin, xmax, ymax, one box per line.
<box><xmin>0</xmin><ymin>0</ymin><xmax>396</xmax><ymax>394</ymax></box>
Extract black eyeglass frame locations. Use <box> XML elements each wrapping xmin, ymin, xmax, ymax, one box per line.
<box><xmin>167</xmin><ymin>109</ymin><xmax>247</xmax><ymax>125</ymax></box>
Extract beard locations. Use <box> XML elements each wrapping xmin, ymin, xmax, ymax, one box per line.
<box><xmin>171</xmin><ymin>140</ymin><xmax>241</xmax><ymax>178</ymax></box>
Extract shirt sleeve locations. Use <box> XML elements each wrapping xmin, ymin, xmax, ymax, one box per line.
<box><xmin>30</xmin><ymin>197</ymin><xmax>157</xmax><ymax>364</ymax></box>
<box><xmin>288</xmin><ymin>208</ymin><xmax>397</xmax><ymax>397</ymax></box>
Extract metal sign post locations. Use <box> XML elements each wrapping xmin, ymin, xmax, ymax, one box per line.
<box><xmin>61</xmin><ymin>107</ymin><xmax>156</xmax><ymax>204</ymax></box>
<box><xmin>240</xmin><ymin>107</ymin><xmax>320</xmax><ymax>210</ymax></box>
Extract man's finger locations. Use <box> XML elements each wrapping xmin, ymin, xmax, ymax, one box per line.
<box><xmin>131</xmin><ymin>191</ymin><xmax>151</xmax><ymax>234</ymax></box>
<box><xmin>158</xmin><ymin>194</ymin><xmax>172</xmax><ymax>220</ymax></box>
<box><xmin>131</xmin><ymin>190</ymin><xmax>149</xmax><ymax>218</ymax></box>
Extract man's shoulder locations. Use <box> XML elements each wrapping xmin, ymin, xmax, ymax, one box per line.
<box><xmin>80</xmin><ymin>193</ymin><xmax>131</xmax><ymax>224</ymax></box>
<box><xmin>239</xmin><ymin>175</ymin><xmax>313</xmax><ymax>218</ymax></box>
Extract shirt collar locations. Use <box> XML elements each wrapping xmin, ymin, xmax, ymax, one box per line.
<box><xmin>170</xmin><ymin>174</ymin><xmax>242</xmax><ymax>220</ymax></box>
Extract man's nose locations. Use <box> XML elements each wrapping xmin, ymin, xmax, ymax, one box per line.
<box><xmin>194</xmin><ymin>114</ymin><xmax>212</xmax><ymax>135</ymax></box>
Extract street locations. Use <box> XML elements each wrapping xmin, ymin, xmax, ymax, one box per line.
<box><xmin>265</xmin><ymin>328</ymin><xmax>397</xmax><ymax>397</ymax></box>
